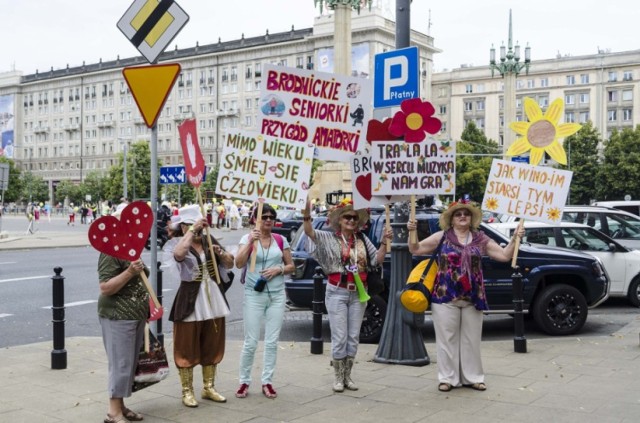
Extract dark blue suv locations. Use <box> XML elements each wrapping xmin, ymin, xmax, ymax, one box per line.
<box><xmin>285</xmin><ymin>208</ymin><xmax>610</xmax><ymax>343</ymax></box>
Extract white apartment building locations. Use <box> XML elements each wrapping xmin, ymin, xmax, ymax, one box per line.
<box><xmin>0</xmin><ymin>8</ymin><xmax>437</xmax><ymax>196</ymax></box>
<box><xmin>433</xmin><ymin>50</ymin><xmax>640</xmax><ymax>146</ymax></box>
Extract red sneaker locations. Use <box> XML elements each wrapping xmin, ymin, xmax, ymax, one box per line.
<box><xmin>235</xmin><ymin>383</ymin><xmax>249</xmax><ymax>398</ymax></box>
<box><xmin>262</xmin><ymin>384</ymin><xmax>277</xmax><ymax>399</ymax></box>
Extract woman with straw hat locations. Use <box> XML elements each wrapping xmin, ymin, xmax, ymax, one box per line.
<box><xmin>407</xmin><ymin>199</ymin><xmax>524</xmax><ymax>393</ymax></box>
<box><xmin>303</xmin><ymin>199</ymin><xmax>391</xmax><ymax>393</ymax></box>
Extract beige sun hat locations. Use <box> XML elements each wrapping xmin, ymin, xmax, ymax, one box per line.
<box><xmin>439</xmin><ymin>199</ymin><xmax>482</xmax><ymax>230</ymax></box>
<box><xmin>327</xmin><ymin>199</ymin><xmax>369</xmax><ymax>231</ymax></box>
<box><xmin>177</xmin><ymin>204</ymin><xmax>203</xmax><ymax>225</ymax></box>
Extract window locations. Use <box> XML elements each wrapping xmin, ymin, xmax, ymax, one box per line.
<box><xmin>440</xmin><ymin>122</ymin><xmax>447</xmax><ymax>133</ymax></box>
<box><xmin>580</xmin><ymin>74</ymin><xmax>589</xmax><ymax>84</ymax></box>
<box><xmin>579</xmin><ymin>111</ymin><xmax>590</xmax><ymax>123</ymax></box>
<box><xmin>538</xmin><ymin>96</ymin><xmax>549</xmax><ymax>108</ymax></box>
<box><xmin>608</xmin><ymin>110</ymin><xmax>617</xmax><ymax>121</ymax></box>
<box><xmin>476</xmin><ymin>101</ymin><xmax>485</xmax><ymax>111</ymax></box>
<box><xmin>608</xmin><ymin>71</ymin><xmax>617</xmax><ymax>82</ymax></box>
<box><xmin>608</xmin><ymin>90</ymin><xmax>618</xmax><ymax>102</ymax></box>
<box><xmin>464</xmin><ymin>102</ymin><xmax>473</xmax><ymax>111</ymax></box>
<box><xmin>579</xmin><ymin>93</ymin><xmax>589</xmax><ymax>104</ymax></box>
<box><xmin>516</xmin><ymin>98</ymin><xmax>522</xmax><ymax>108</ymax></box>
<box><xmin>566</xmin><ymin>75</ymin><xmax>575</xmax><ymax>85</ymax></box>
<box><xmin>438</xmin><ymin>87</ymin><xmax>448</xmax><ymax>97</ymax></box>
<box><xmin>565</xmin><ymin>94</ymin><xmax>575</xmax><ymax>105</ymax></box>
<box><xmin>527</xmin><ymin>79</ymin><xmax>535</xmax><ymax>88</ymax></box>
<box><xmin>622</xmin><ymin>90</ymin><xmax>633</xmax><ymax>101</ymax></box>
<box><xmin>623</xmin><ymin>109</ymin><xmax>632</xmax><ymax>121</ymax></box>
<box><xmin>540</xmin><ymin>78</ymin><xmax>549</xmax><ymax>87</ymax></box>
<box><xmin>465</xmin><ymin>84</ymin><xmax>473</xmax><ymax>94</ymax></box>
<box><xmin>475</xmin><ymin>118</ymin><xmax>485</xmax><ymax>129</ymax></box>
<box><xmin>565</xmin><ymin>112</ymin><xmax>575</xmax><ymax>123</ymax></box>
<box><xmin>476</xmin><ymin>83</ymin><xmax>485</xmax><ymax>93</ymax></box>
<box><xmin>439</xmin><ymin>105</ymin><xmax>447</xmax><ymax>114</ymax></box>
<box><xmin>516</xmin><ymin>80</ymin><xmax>524</xmax><ymax>89</ymax></box>
<box><xmin>623</xmin><ymin>71</ymin><xmax>633</xmax><ymax>81</ymax></box>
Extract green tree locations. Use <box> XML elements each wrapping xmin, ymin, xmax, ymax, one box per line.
<box><xmin>19</xmin><ymin>171</ymin><xmax>48</xmax><ymax>204</ymax></box>
<box><xmin>596</xmin><ymin>127</ymin><xmax>640</xmax><ymax>200</ymax></box>
<box><xmin>54</xmin><ymin>180</ymin><xmax>83</xmax><ymax>205</ymax></box>
<box><xmin>0</xmin><ymin>157</ymin><xmax>22</xmax><ymax>203</ymax></box>
<box><xmin>81</xmin><ymin>170</ymin><xmax>107</xmax><ymax>204</ymax></box>
<box><xmin>103</xmin><ymin>141</ymin><xmax>159</xmax><ymax>202</ymax></box>
<box><xmin>455</xmin><ymin>122</ymin><xmax>501</xmax><ymax>203</ymax></box>
<box><xmin>557</xmin><ymin>121</ymin><xmax>601</xmax><ymax>204</ymax></box>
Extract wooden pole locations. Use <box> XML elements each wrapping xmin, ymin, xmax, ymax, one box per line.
<box><xmin>511</xmin><ymin>219</ymin><xmax>525</xmax><ymax>268</ymax></box>
<box><xmin>196</xmin><ymin>188</ymin><xmax>221</xmax><ymax>285</ymax></box>
<box><xmin>140</xmin><ymin>272</ymin><xmax>161</xmax><ymax>309</ymax></box>
<box><xmin>384</xmin><ymin>204</ymin><xmax>391</xmax><ymax>253</ymax></box>
<box><xmin>409</xmin><ymin>195</ymin><xmax>417</xmax><ymax>244</ymax></box>
<box><xmin>249</xmin><ymin>202</ymin><xmax>264</xmax><ymax>272</ymax></box>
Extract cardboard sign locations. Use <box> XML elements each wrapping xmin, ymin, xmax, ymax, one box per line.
<box><xmin>216</xmin><ymin>130</ymin><xmax>315</xmax><ymax>208</ymax></box>
<box><xmin>259</xmin><ymin>64</ymin><xmax>372</xmax><ymax>161</ymax></box>
<box><xmin>178</xmin><ymin>119</ymin><xmax>206</xmax><ymax>187</ymax></box>
<box><xmin>482</xmin><ymin>159</ymin><xmax>573</xmax><ymax>223</ymax></box>
<box><xmin>88</xmin><ymin>201</ymin><xmax>154</xmax><ymax>261</ymax></box>
<box><xmin>370</xmin><ymin>138</ymin><xmax>456</xmax><ymax>196</ymax></box>
<box><xmin>350</xmin><ymin>153</ymin><xmax>408</xmax><ymax>209</ymax></box>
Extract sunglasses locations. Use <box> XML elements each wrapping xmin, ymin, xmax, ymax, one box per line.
<box><xmin>453</xmin><ymin>211</ymin><xmax>471</xmax><ymax>217</ymax></box>
<box><xmin>342</xmin><ymin>214</ymin><xmax>359</xmax><ymax>221</ymax></box>
<box><xmin>261</xmin><ymin>215</ymin><xmax>276</xmax><ymax>221</ymax></box>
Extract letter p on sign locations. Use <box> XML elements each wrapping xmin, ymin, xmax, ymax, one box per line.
<box><xmin>374</xmin><ymin>46</ymin><xmax>419</xmax><ymax>108</ymax></box>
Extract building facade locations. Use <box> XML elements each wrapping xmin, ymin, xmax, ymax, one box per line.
<box><xmin>0</xmin><ymin>8</ymin><xmax>437</xmax><ymax>200</ymax></box>
<box><xmin>433</xmin><ymin>50</ymin><xmax>640</xmax><ymax>147</ymax></box>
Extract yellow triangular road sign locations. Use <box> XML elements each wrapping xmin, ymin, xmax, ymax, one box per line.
<box><xmin>123</xmin><ymin>63</ymin><xmax>181</xmax><ymax>128</ymax></box>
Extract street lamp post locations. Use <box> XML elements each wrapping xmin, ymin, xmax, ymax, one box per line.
<box><xmin>489</xmin><ymin>9</ymin><xmax>531</xmax><ymax>155</ymax></box>
<box><xmin>118</xmin><ymin>138</ymin><xmax>129</xmax><ymax>200</ymax></box>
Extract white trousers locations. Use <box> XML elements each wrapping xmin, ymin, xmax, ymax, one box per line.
<box><xmin>431</xmin><ymin>300</ymin><xmax>484</xmax><ymax>387</ymax></box>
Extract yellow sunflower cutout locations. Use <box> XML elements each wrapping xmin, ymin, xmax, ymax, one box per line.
<box><xmin>484</xmin><ymin>197</ymin><xmax>499</xmax><ymax>211</ymax></box>
<box><xmin>507</xmin><ymin>97</ymin><xmax>581</xmax><ymax>166</ymax></box>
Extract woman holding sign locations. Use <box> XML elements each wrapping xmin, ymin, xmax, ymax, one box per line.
<box><xmin>407</xmin><ymin>199</ymin><xmax>524</xmax><ymax>393</ymax></box>
<box><xmin>97</xmin><ymin>203</ymin><xmax>149</xmax><ymax>423</ymax></box>
<box><xmin>234</xmin><ymin>203</ymin><xmax>294</xmax><ymax>399</ymax></box>
<box><xmin>303</xmin><ymin>199</ymin><xmax>391</xmax><ymax>393</ymax></box>
<box><xmin>165</xmin><ymin>205</ymin><xmax>234</xmax><ymax>408</ymax></box>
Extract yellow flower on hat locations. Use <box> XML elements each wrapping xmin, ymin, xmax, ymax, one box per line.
<box><xmin>507</xmin><ymin>97</ymin><xmax>581</xmax><ymax>166</ymax></box>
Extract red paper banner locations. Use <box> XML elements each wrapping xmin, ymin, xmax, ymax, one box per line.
<box><xmin>178</xmin><ymin>119</ymin><xmax>206</xmax><ymax>187</ymax></box>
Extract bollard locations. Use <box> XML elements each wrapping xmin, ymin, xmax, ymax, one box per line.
<box><xmin>156</xmin><ymin>261</ymin><xmax>164</xmax><ymax>347</ymax></box>
<box><xmin>512</xmin><ymin>266</ymin><xmax>527</xmax><ymax>353</ymax></box>
<box><xmin>51</xmin><ymin>267</ymin><xmax>67</xmax><ymax>369</ymax></box>
<box><xmin>310</xmin><ymin>266</ymin><xmax>324</xmax><ymax>354</ymax></box>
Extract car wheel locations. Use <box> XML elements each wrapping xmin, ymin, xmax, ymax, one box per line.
<box><xmin>359</xmin><ymin>295</ymin><xmax>387</xmax><ymax>344</ymax></box>
<box><xmin>627</xmin><ymin>277</ymin><xmax>640</xmax><ymax>307</ymax></box>
<box><xmin>532</xmin><ymin>284</ymin><xmax>587</xmax><ymax>335</ymax></box>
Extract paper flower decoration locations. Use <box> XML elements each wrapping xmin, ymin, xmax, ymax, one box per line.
<box><xmin>507</xmin><ymin>97</ymin><xmax>581</xmax><ymax>166</ymax></box>
<box><xmin>389</xmin><ymin>98</ymin><xmax>442</xmax><ymax>142</ymax></box>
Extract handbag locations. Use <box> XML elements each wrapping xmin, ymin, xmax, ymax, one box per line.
<box><xmin>400</xmin><ymin>234</ymin><xmax>446</xmax><ymax>313</ymax></box>
<box><xmin>132</xmin><ymin>325</ymin><xmax>170</xmax><ymax>392</ymax></box>
<box><xmin>359</xmin><ymin>233</ymin><xmax>385</xmax><ymax>296</ymax></box>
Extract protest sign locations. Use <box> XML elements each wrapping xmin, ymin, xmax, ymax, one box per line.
<box><xmin>216</xmin><ymin>130</ymin><xmax>315</xmax><ymax>209</ymax></box>
<box><xmin>178</xmin><ymin>119</ymin><xmax>206</xmax><ymax>187</ymax></box>
<box><xmin>350</xmin><ymin>153</ymin><xmax>409</xmax><ymax>209</ymax></box>
<box><xmin>482</xmin><ymin>159</ymin><xmax>573</xmax><ymax>223</ymax></box>
<box><xmin>369</xmin><ymin>138</ymin><xmax>456</xmax><ymax>196</ymax></box>
<box><xmin>259</xmin><ymin>64</ymin><xmax>372</xmax><ymax>161</ymax></box>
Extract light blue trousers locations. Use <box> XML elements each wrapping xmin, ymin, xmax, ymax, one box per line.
<box><xmin>238</xmin><ymin>289</ymin><xmax>286</xmax><ymax>385</ymax></box>
<box><xmin>325</xmin><ymin>284</ymin><xmax>366</xmax><ymax>360</ymax></box>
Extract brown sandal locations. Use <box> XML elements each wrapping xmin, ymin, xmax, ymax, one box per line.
<box><xmin>104</xmin><ymin>414</ymin><xmax>130</xmax><ymax>423</ymax></box>
<box><xmin>122</xmin><ymin>407</ymin><xmax>143</xmax><ymax>421</ymax></box>
<box><xmin>470</xmin><ymin>383</ymin><xmax>487</xmax><ymax>391</ymax></box>
<box><xmin>438</xmin><ymin>383</ymin><xmax>452</xmax><ymax>392</ymax></box>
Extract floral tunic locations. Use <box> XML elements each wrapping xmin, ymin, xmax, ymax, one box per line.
<box><xmin>431</xmin><ymin>232</ymin><xmax>490</xmax><ymax>311</ymax></box>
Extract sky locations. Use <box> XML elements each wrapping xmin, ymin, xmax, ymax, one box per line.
<box><xmin>1</xmin><ymin>0</ymin><xmax>639</xmax><ymax>75</ymax></box>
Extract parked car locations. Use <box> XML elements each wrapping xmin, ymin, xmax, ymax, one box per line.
<box><xmin>285</xmin><ymin>208</ymin><xmax>610</xmax><ymax>342</ymax></box>
<box><xmin>593</xmin><ymin>200</ymin><xmax>640</xmax><ymax>218</ymax></box>
<box><xmin>497</xmin><ymin>206</ymin><xmax>640</xmax><ymax>250</ymax></box>
<box><xmin>490</xmin><ymin>221</ymin><xmax>640</xmax><ymax>306</ymax></box>
<box><xmin>272</xmin><ymin>209</ymin><xmax>305</xmax><ymax>241</ymax></box>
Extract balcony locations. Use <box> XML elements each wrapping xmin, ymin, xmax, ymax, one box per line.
<box><xmin>34</xmin><ymin>126</ymin><xmax>50</xmax><ymax>133</ymax></box>
<box><xmin>173</xmin><ymin>112</ymin><xmax>195</xmax><ymax>121</ymax></box>
<box><xmin>134</xmin><ymin>117</ymin><xmax>146</xmax><ymax>125</ymax></box>
<box><xmin>63</xmin><ymin>124</ymin><xmax>80</xmax><ymax>132</ymax></box>
<box><xmin>216</xmin><ymin>108</ymin><xmax>239</xmax><ymax>117</ymax></box>
<box><xmin>97</xmin><ymin>120</ymin><xmax>115</xmax><ymax>128</ymax></box>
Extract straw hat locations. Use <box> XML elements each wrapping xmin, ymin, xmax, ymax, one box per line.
<box><xmin>438</xmin><ymin>199</ymin><xmax>482</xmax><ymax>231</ymax></box>
<box><xmin>327</xmin><ymin>199</ymin><xmax>369</xmax><ymax>231</ymax></box>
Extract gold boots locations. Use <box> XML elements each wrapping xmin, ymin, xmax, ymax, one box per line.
<box><xmin>201</xmin><ymin>365</ymin><xmax>227</xmax><ymax>403</ymax></box>
<box><xmin>344</xmin><ymin>356</ymin><xmax>358</xmax><ymax>391</ymax></box>
<box><xmin>178</xmin><ymin>367</ymin><xmax>198</xmax><ymax>407</ymax></box>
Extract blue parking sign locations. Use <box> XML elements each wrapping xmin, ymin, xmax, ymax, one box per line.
<box><xmin>374</xmin><ymin>47</ymin><xmax>419</xmax><ymax>108</ymax></box>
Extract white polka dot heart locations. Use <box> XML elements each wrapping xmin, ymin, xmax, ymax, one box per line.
<box><xmin>88</xmin><ymin>201</ymin><xmax>154</xmax><ymax>261</ymax></box>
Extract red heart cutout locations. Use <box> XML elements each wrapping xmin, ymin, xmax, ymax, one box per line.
<box><xmin>88</xmin><ymin>201</ymin><xmax>154</xmax><ymax>261</ymax></box>
<box><xmin>367</xmin><ymin>118</ymin><xmax>399</xmax><ymax>142</ymax></box>
<box><xmin>355</xmin><ymin>173</ymin><xmax>372</xmax><ymax>201</ymax></box>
